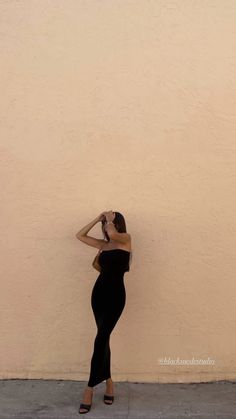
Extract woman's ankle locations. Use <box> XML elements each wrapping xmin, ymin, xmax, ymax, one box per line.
<box><xmin>106</xmin><ymin>379</ymin><xmax>114</xmax><ymax>391</ymax></box>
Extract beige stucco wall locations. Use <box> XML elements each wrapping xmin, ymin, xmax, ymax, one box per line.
<box><xmin>1</xmin><ymin>0</ymin><xmax>236</xmax><ymax>383</ymax></box>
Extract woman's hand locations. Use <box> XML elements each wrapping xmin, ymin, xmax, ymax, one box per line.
<box><xmin>97</xmin><ymin>212</ymin><xmax>106</xmax><ymax>222</ymax></box>
<box><xmin>97</xmin><ymin>210</ymin><xmax>115</xmax><ymax>223</ymax></box>
<box><xmin>103</xmin><ymin>210</ymin><xmax>115</xmax><ymax>223</ymax></box>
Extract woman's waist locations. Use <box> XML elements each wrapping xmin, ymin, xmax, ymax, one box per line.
<box><xmin>101</xmin><ymin>266</ymin><xmax>126</xmax><ymax>274</ymax></box>
<box><xmin>97</xmin><ymin>270</ymin><xmax>125</xmax><ymax>281</ymax></box>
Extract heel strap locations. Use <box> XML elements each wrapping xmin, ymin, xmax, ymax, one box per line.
<box><xmin>80</xmin><ymin>403</ymin><xmax>91</xmax><ymax>409</ymax></box>
<box><xmin>104</xmin><ymin>394</ymin><xmax>114</xmax><ymax>400</ymax></box>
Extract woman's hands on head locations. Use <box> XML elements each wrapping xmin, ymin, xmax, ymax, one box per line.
<box><xmin>97</xmin><ymin>213</ymin><xmax>105</xmax><ymax>222</ymax></box>
<box><xmin>97</xmin><ymin>210</ymin><xmax>115</xmax><ymax>223</ymax></box>
<box><xmin>104</xmin><ymin>210</ymin><xmax>115</xmax><ymax>222</ymax></box>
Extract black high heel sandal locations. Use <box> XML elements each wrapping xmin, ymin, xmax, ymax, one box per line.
<box><xmin>78</xmin><ymin>402</ymin><xmax>91</xmax><ymax>414</ymax></box>
<box><xmin>79</xmin><ymin>388</ymin><xmax>93</xmax><ymax>414</ymax></box>
<box><xmin>103</xmin><ymin>394</ymin><xmax>114</xmax><ymax>404</ymax></box>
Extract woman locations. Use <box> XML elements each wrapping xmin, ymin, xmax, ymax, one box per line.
<box><xmin>75</xmin><ymin>210</ymin><xmax>132</xmax><ymax>414</ymax></box>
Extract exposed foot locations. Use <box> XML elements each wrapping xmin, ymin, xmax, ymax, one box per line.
<box><xmin>105</xmin><ymin>378</ymin><xmax>114</xmax><ymax>403</ymax></box>
<box><xmin>79</xmin><ymin>386</ymin><xmax>93</xmax><ymax>413</ymax></box>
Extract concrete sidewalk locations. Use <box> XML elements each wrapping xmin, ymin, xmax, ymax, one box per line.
<box><xmin>0</xmin><ymin>380</ymin><xmax>235</xmax><ymax>419</ymax></box>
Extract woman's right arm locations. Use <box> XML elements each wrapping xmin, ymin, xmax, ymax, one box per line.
<box><xmin>75</xmin><ymin>214</ymin><xmax>106</xmax><ymax>249</ymax></box>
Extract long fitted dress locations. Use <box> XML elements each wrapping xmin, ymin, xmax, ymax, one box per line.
<box><xmin>87</xmin><ymin>248</ymin><xmax>130</xmax><ymax>387</ymax></box>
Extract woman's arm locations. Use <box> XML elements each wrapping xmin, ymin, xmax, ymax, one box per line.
<box><xmin>75</xmin><ymin>214</ymin><xmax>106</xmax><ymax>249</ymax></box>
<box><xmin>75</xmin><ymin>215</ymin><xmax>101</xmax><ymax>237</ymax></box>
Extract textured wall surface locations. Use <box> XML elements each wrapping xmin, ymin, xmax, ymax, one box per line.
<box><xmin>1</xmin><ymin>0</ymin><xmax>236</xmax><ymax>382</ymax></box>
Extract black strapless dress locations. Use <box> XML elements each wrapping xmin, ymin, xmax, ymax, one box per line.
<box><xmin>87</xmin><ymin>249</ymin><xmax>130</xmax><ymax>387</ymax></box>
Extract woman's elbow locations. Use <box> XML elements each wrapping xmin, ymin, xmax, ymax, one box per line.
<box><xmin>75</xmin><ymin>233</ymin><xmax>83</xmax><ymax>240</ymax></box>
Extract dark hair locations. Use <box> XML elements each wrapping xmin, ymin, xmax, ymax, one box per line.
<box><xmin>102</xmin><ymin>211</ymin><xmax>132</xmax><ymax>270</ymax></box>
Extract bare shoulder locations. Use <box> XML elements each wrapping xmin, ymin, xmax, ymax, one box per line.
<box><xmin>125</xmin><ymin>233</ymin><xmax>132</xmax><ymax>251</ymax></box>
<box><xmin>102</xmin><ymin>233</ymin><xmax>132</xmax><ymax>252</ymax></box>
